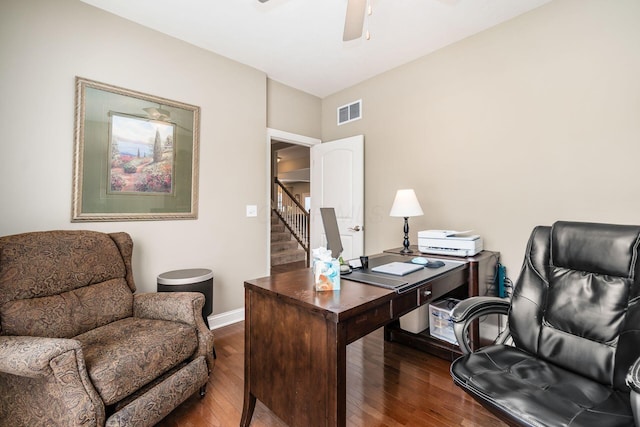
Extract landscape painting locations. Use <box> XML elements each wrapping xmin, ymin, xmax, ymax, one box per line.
<box><xmin>109</xmin><ymin>114</ymin><xmax>175</xmax><ymax>194</ymax></box>
<box><xmin>72</xmin><ymin>76</ymin><xmax>200</xmax><ymax>222</ymax></box>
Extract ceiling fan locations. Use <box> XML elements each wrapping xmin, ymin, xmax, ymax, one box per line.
<box><xmin>258</xmin><ymin>0</ymin><xmax>368</xmax><ymax>41</ymax></box>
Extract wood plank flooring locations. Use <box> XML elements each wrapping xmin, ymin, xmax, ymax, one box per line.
<box><xmin>156</xmin><ymin>321</ymin><xmax>506</xmax><ymax>427</ymax></box>
<box><xmin>270</xmin><ymin>260</ymin><xmax>306</xmax><ymax>275</ymax></box>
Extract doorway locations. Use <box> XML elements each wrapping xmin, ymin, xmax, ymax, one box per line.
<box><xmin>266</xmin><ymin>129</ymin><xmax>320</xmax><ymax>273</ymax></box>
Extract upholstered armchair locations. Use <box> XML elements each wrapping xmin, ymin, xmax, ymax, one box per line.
<box><xmin>450</xmin><ymin>221</ymin><xmax>640</xmax><ymax>426</ymax></box>
<box><xmin>0</xmin><ymin>230</ymin><xmax>215</xmax><ymax>426</ymax></box>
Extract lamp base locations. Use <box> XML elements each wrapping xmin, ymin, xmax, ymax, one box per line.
<box><xmin>401</xmin><ymin>216</ymin><xmax>413</xmax><ymax>254</ymax></box>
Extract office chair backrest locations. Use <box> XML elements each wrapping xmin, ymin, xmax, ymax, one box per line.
<box><xmin>509</xmin><ymin>221</ymin><xmax>640</xmax><ymax>390</ymax></box>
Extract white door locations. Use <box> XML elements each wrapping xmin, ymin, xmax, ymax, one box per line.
<box><xmin>310</xmin><ymin>135</ymin><xmax>364</xmax><ymax>260</ymax></box>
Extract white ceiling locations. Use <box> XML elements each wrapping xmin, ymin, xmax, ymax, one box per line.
<box><xmin>81</xmin><ymin>0</ymin><xmax>552</xmax><ymax>98</ymax></box>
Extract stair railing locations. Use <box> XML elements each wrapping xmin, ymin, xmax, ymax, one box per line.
<box><xmin>273</xmin><ymin>178</ymin><xmax>310</xmax><ymax>266</ymax></box>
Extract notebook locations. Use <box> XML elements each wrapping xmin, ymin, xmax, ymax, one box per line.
<box><xmin>371</xmin><ymin>262</ymin><xmax>424</xmax><ymax>276</ymax></box>
<box><xmin>344</xmin><ymin>271</ymin><xmax>409</xmax><ymax>290</ymax></box>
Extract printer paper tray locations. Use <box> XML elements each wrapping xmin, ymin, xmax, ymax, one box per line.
<box><xmin>419</xmin><ymin>246</ymin><xmax>480</xmax><ymax>257</ymax></box>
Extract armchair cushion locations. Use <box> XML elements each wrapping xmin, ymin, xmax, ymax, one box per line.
<box><xmin>0</xmin><ymin>231</ymin><xmax>131</xmax><ymax>303</ymax></box>
<box><xmin>0</xmin><ymin>279</ymin><xmax>132</xmax><ymax>338</ymax></box>
<box><xmin>75</xmin><ymin>317</ymin><xmax>197</xmax><ymax>406</ymax></box>
<box><xmin>0</xmin><ymin>231</ymin><xmax>134</xmax><ymax>338</ymax></box>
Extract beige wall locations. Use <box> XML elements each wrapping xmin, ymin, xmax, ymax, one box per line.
<box><xmin>0</xmin><ymin>0</ymin><xmax>270</xmax><ymax>315</ymax></box>
<box><xmin>277</xmin><ymin>157</ymin><xmax>310</xmax><ymax>173</ymax></box>
<box><xmin>321</xmin><ymin>0</ymin><xmax>640</xmax><ymax>280</ymax></box>
<box><xmin>267</xmin><ymin>79</ymin><xmax>322</xmax><ymax>138</ymax></box>
<box><xmin>286</xmin><ymin>183</ymin><xmax>311</xmax><ymax>200</ymax></box>
<box><xmin>3</xmin><ymin>0</ymin><xmax>640</xmax><ymax>315</ymax></box>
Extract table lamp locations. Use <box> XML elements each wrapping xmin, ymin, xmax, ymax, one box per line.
<box><xmin>389</xmin><ymin>189</ymin><xmax>424</xmax><ymax>254</ymax></box>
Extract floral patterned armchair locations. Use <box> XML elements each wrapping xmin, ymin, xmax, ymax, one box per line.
<box><xmin>0</xmin><ymin>230</ymin><xmax>214</xmax><ymax>426</ymax></box>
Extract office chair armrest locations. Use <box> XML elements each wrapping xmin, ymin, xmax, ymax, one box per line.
<box><xmin>626</xmin><ymin>357</ymin><xmax>640</xmax><ymax>393</ymax></box>
<box><xmin>627</xmin><ymin>357</ymin><xmax>640</xmax><ymax>425</ymax></box>
<box><xmin>452</xmin><ymin>297</ymin><xmax>511</xmax><ymax>354</ymax></box>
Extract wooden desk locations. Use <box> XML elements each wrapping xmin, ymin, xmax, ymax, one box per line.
<box><xmin>383</xmin><ymin>248</ymin><xmax>499</xmax><ymax>360</ymax></box>
<box><xmin>240</xmin><ymin>254</ymin><xmax>476</xmax><ymax>427</ymax></box>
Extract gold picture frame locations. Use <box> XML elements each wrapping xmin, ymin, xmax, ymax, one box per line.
<box><xmin>72</xmin><ymin>77</ymin><xmax>200</xmax><ymax>221</ymax></box>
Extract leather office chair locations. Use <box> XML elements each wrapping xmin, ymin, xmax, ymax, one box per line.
<box><xmin>450</xmin><ymin>221</ymin><xmax>640</xmax><ymax>427</ymax></box>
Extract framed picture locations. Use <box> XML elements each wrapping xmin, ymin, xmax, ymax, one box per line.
<box><xmin>72</xmin><ymin>77</ymin><xmax>200</xmax><ymax>221</ymax></box>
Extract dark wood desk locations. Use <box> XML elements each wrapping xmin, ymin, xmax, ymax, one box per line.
<box><xmin>240</xmin><ymin>251</ymin><xmax>496</xmax><ymax>427</ymax></box>
<box><xmin>383</xmin><ymin>248</ymin><xmax>499</xmax><ymax>360</ymax></box>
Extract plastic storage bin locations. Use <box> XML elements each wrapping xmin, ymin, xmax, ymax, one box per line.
<box><xmin>399</xmin><ymin>305</ymin><xmax>429</xmax><ymax>334</ymax></box>
<box><xmin>429</xmin><ymin>298</ymin><xmax>461</xmax><ymax>345</ymax></box>
<box><xmin>157</xmin><ymin>268</ymin><xmax>213</xmax><ymax>327</ymax></box>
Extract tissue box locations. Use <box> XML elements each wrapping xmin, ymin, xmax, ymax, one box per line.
<box><xmin>313</xmin><ymin>259</ymin><xmax>340</xmax><ymax>291</ymax></box>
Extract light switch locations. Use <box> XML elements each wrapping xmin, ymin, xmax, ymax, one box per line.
<box><xmin>246</xmin><ymin>205</ymin><xmax>258</xmax><ymax>217</ymax></box>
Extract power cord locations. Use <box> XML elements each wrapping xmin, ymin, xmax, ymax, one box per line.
<box><xmin>503</xmin><ymin>276</ymin><xmax>514</xmax><ymax>299</ymax></box>
<box><xmin>483</xmin><ymin>252</ymin><xmax>501</xmax><ymax>296</ymax></box>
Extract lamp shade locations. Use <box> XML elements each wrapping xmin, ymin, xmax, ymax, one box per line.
<box><xmin>389</xmin><ymin>189</ymin><xmax>424</xmax><ymax>217</ymax></box>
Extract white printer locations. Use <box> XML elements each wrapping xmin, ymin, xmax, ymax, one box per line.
<box><xmin>418</xmin><ymin>230</ymin><xmax>483</xmax><ymax>257</ymax></box>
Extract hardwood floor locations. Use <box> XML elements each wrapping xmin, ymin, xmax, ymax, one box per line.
<box><xmin>157</xmin><ymin>322</ymin><xmax>506</xmax><ymax>427</ymax></box>
<box><xmin>270</xmin><ymin>260</ymin><xmax>306</xmax><ymax>275</ymax></box>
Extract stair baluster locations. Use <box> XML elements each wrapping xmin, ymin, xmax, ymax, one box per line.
<box><xmin>273</xmin><ymin>178</ymin><xmax>310</xmax><ymax>267</ymax></box>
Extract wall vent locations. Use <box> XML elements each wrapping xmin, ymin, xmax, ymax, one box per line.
<box><xmin>337</xmin><ymin>99</ymin><xmax>362</xmax><ymax>125</ymax></box>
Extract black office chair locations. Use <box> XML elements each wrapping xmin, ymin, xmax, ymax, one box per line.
<box><xmin>450</xmin><ymin>221</ymin><xmax>640</xmax><ymax>427</ymax></box>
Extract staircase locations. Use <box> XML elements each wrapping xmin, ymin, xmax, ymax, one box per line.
<box><xmin>271</xmin><ymin>212</ymin><xmax>307</xmax><ymax>267</ymax></box>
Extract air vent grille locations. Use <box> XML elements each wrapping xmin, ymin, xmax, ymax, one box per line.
<box><xmin>337</xmin><ymin>99</ymin><xmax>362</xmax><ymax>125</ymax></box>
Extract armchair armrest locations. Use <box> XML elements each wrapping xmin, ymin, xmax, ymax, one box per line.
<box><xmin>0</xmin><ymin>336</ymin><xmax>104</xmax><ymax>426</ymax></box>
<box><xmin>133</xmin><ymin>292</ymin><xmax>215</xmax><ymax>370</ymax></box>
<box><xmin>134</xmin><ymin>291</ymin><xmax>205</xmax><ymax>324</ymax></box>
<box><xmin>452</xmin><ymin>297</ymin><xmax>511</xmax><ymax>354</ymax></box>
<box><xmin>0</xmin><ymin>336</ymin><xmax>81</xmax><ymax>378</ymax></box>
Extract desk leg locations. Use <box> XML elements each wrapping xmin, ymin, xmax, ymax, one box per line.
<box><xmin>240</xmin><ymin>393</ymin><xmax>256</xmax><ymax>427</ymax></box>
<box><xmin>327</xmin><ymin>324</ymin><xmax>348</xmax><ymax>427</ymax></box>
<box><xmin>241</xmin><ymin>288</ymin><xmax>255</xmax><ymax>427</ymax></box>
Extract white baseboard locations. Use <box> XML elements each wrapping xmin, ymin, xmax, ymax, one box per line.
<box><xmin>207</xmin><ymin>308</ymin><xmax>245</xmax><ymax>330</ymax></box>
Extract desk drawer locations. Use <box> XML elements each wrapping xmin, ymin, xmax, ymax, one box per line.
<box><xmin>418</xmin><ymin>285</ymin><xmax>433</xmax><ymax>305</ymax></box>
<box><xmin>390</xmin><ymin>290</ymin><xmax>418</xmax><ymax>318</ymax></box>
<box><xmin>345</xmin><ymin>302</ymin><xmax>392</xmax><ymax>343</ymax></box>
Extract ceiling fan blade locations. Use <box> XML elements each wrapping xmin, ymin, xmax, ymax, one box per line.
<box><xmin>343</xmin><ymin>0</ymin><xmax>367</xmax><ymax>41</ymax></box>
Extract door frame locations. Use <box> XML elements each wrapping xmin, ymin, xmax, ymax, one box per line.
<box><xmin>265</xmin><ymin>128</ymin><xmax>321</xmax><ymax>270</ymax></box>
